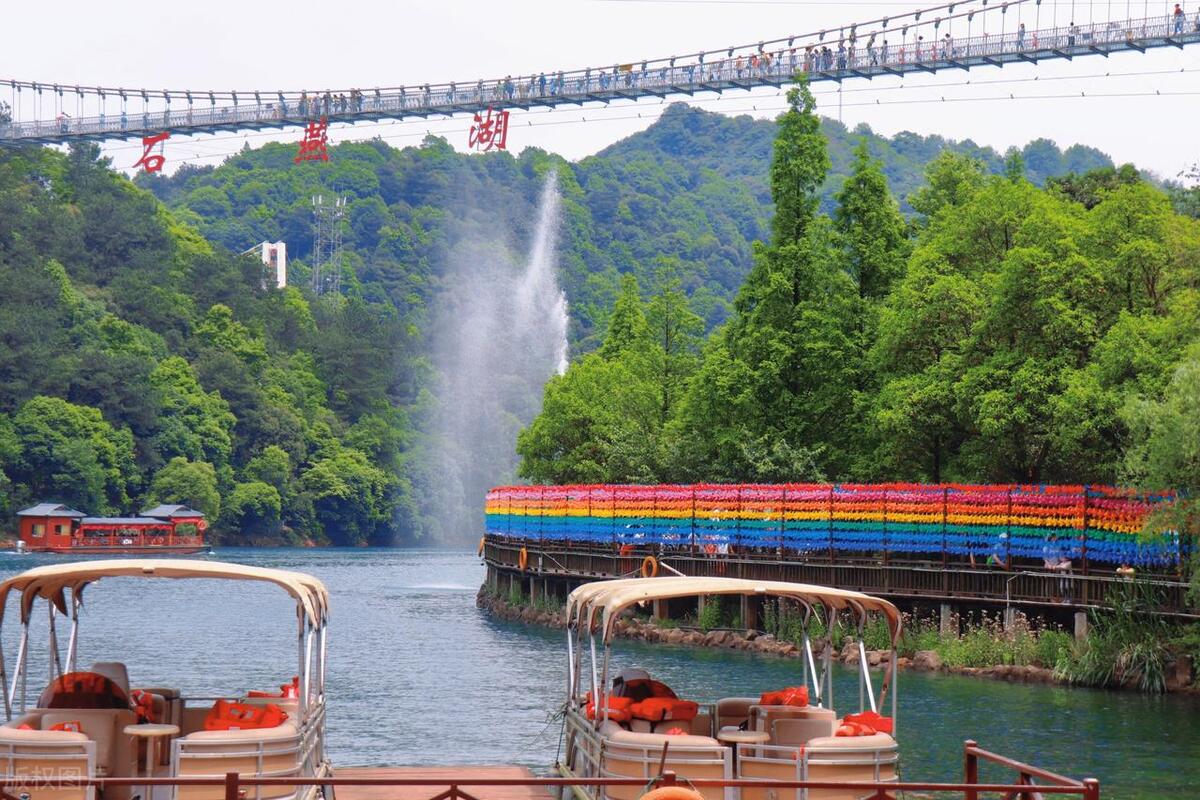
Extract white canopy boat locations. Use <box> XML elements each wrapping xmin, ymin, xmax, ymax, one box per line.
<box><xmin>0</xmin><ymin>560</ymin><xmax>331</xmax><ymax>800</ymax></box>
<box><xmin>559</xmin><ymin>577</ymin><xmax>902</xmax><ymax>800</ymax></box>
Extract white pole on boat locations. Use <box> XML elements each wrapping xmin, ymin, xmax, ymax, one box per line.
<box><xmin>566</xmin><ymin>627</ymin><xmax>575</xmax><ymax>700</ymax></box>
<box><xmin>858</xmin><ymin>638</ymin><xmax>877</xmax><ymax>713</ymax></box>
<box><xmin>13</xmin><ymin>623</ymin><xmax>28</xmax><ymax>714</ymax></box>
<box><xmin>823</xmin><ymin>611</ymin><xmax>833</xmax><ymax>712</ymax></box>
<box><xmin>320</xmin><ymin>620</ymin><xmax>328</xmax><ymax>702</ymax></box>
<box><xmin>47</xmin><ymin>602</ymin><xmax>62</xmax><ymax>682</ymax></box>
<box><xmin>0</xmin><ymin>643</ymin><xmax>8</xmax><ymax>720</ymax></box>
<box><xmin>588</xmin><ymin>625</ymin><xmax>600</xmax><ymax>726</ymax></box>
<box><xmin>297</xmin><ymin>608</ymin><xmax>307</xmax><ymax>719</ymax></box>
<box><xmin>890</xmin><ymin>646</ymin><xmax>898</xmax><ymax>734</ymax></box>
<box><xmin>65</xmin><ymin>591</ymin><xmax>80</xmax><ymax>674</ymax></box>
<box><xmin>303</xmin><ymin>626</ymin><xmax>314</xmax><ymax>718</ymax></box>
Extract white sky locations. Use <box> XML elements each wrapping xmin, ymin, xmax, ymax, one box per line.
<box><xmin>3</xmin><ymin>0</ymin><xmax>1198</xmax><ymax>180</ymax></box>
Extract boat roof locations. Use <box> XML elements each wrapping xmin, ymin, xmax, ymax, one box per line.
<box><xmin>567</xmin><ymin>576</ymin><xmax>901</xmax><ymax>644</ymax></box>
<box><xmin>0</xmin><ymin>560</ymin><xmax>329</xmax><ymax>627</ymax></box>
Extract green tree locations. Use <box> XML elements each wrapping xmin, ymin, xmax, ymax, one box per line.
<box><xmin>598</xmin><ymin>274</ymin><xmax>650</xmax><ymax>358</ymax></box>
<box><xmin>834</xmin><ymin>140</ymin><xmax>909</xmax><ymax>299</ymax></box>
<box><xmin>10</xmin><ymin>396</ymin><xmax>136</xmax><ymax>514</ymax></box>
<box><xmin>222</xmin><ymin>481</ymin><xmax>282</xmax><ymax>538</ymax></box>
<box><xmin>770</xmin><ymin>78</ymin><xmax>830</xmax><ymax>245</ymax></box>
<box><xmin>299</xmin><ymin>448</ymin><xmax>392</xmax><ymax>546</ymax></box>
<box><xmin>148</xmin><ymin>457</ymin><xmax>220</xmax><ymax>520</ymax></box>
<box><xmin>149</xmin><ymin>357</ymin><xmax>235</xmax><ymax>470</ymax></box>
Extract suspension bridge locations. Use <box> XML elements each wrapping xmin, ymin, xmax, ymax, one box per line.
<box><xmin>1</xmin><ymin>0</ymin><xmax>1198</xmax><ymax>148</ymax></box>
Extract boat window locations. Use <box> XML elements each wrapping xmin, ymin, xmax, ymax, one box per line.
<box><xmin>31</xmin><ymin>523</ymin><xmax>44</xmax><ymax>537</ymax></box>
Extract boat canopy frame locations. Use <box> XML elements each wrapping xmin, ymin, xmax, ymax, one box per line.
<box><xmin>564</xmin><ymin>576</ymin><xmax>903</xmax><ymax>733</ymax></box>
<box><xmin>0</xmin><ymin>559</ymin><xmax>330</xmax><ymax>721</ymax></box>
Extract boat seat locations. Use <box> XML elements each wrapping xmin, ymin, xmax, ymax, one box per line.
<box><xmin>90</xmin><ymin>662</ymin><xmax>131</xmax><ymax>697</ymax></box>
<box><xmin>597</xmin><ymin>721</ymin><xmax>727</xmax><ymax>800</ymax></box>
<box><xmin>716</xmin><ymin>697</ymin><xmax>757</xmax><ymax>730</ymax></box>
<box><xmin>0</xmin><ymin>721</ymin><xmax>95</xmax><ymax>800</ymax></box>
<box><xmin>751</xmin><ymin>704</ymin><xmax>833</xmax><ymax>737</ymax></box>
<box><xmin>40</xmin><ymin>708</ymin><xmax>138</xmax><ymax>784</ymax></box>
<box><xmin>174</xmin><ymin>722</ymin><xmax>302</xmax><ymax>800</ymax></box>
<box><xmin>770</xmin><ymin>716</ymin><xmax>836</xmax><ymax>747</ymax></box>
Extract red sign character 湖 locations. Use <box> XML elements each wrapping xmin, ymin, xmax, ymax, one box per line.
<box><xmin>468</xmin><ymin>108</ymin><xmax>510</xmax><ymax>152</ymax></box>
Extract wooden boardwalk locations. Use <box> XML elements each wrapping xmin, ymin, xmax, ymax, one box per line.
<box><xmin>334</xmin><ymin>767</ymin><xmax>552</xmax><ymax>800</ymax></box>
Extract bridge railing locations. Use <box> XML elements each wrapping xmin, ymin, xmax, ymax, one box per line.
<box><xmin>2</xmin><ymin>14</ymin><xmax>1195</xmax><ymax>144</ymax></box>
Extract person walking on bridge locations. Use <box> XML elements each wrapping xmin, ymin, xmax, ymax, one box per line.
<box><xmin>1017</xmin><ymin>22</ymin><xmax>1026</xmax><ymax>49</ymax></box>
<box><xmin>1174</xmin><ymin>4</ymin><xmax>1185</xmax><ymax>34</ymax></box>
<box><xmin>1067</xmin><ymin>22</ymin><xmax>1078</xmax><ymax>47</ymax></box>
<box><xmin>867</xmin><ymin>33</ymin><xmax>878</xmax><ymax>65</ymax></box>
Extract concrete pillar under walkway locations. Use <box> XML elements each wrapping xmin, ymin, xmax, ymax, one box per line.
<box><xmin>1074</xmin><ymin>611</ymin><xmax>1089</xmax><ymax>641</ymax></box>
<box><xmin>940</xmin><ymin>603</ymin><xmax>955</xmax><ymax>636</ymax></box>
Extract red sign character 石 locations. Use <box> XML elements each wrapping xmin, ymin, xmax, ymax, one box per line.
<box><xmin>468</xmin><ymin>108</ymin><xmax>510</xmax><ymax>152</ymax></box>
<box><xmin>133</xmin><ymin>131</ymin><xmax>171</xmax><ymax>173</ymax></box>
<box><xmin>295</xmin><ymin>117</ymin><xmax>330</xmax><ymax>163</ymax></box>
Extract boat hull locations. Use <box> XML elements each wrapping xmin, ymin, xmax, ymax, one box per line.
<box><xmin>26</xmin><ymin>545</ymin><xmax>210</xmax><ymax>555</ymax></box>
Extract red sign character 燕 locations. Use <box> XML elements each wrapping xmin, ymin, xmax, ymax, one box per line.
<box><xmin>468</xmin><ymin>108</ymin><xmax>510</xmax><ymax>152</ymax></box>
<box><xmin>295</xmin><ymin>117</ymin><xmax>330</xmax><ymax>163</ymax></box>
<box><xmin>133</xmin><ymin>131</ymin><xmax>171</xmax><ymax>173</ymax></box>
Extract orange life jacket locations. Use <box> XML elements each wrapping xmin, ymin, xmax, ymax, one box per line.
<box><xmin>584</xmin><ymin>692</ymin><xmax>634</xmax><ymax>723</ymax></box>
<box><xmin>131</xmin><ymin>690</ymin><xmax>158</xmax><ymax>723</ymax></box>
<box><xmin>842</xmin><ymin>710</ymin><xmax>893</xmax><ymax>734</ymax></box>
<box><xmin>835</xmin><ymin>721</ymin><xmax>878</xmax><ymax>737</ymax></box>
<box><xmin>759</xmin><ymin>686</ymin><xmax>809</xmax><ymax>707</ymax></box>
<box><xmin>629</xmin><ymin>697</ymin><xmax>700</xmax><ymax>722</ymax></box>
<box><xmin>49</xmin><ymin>720</ymin><xmax>83</xmax><ymax>733</ymax></box>
<box><xmin>203</xmin><ymin>699</ymin><xmax>288</xmax><ymax>731</ymax></box>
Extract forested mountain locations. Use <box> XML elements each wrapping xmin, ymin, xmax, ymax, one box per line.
<box><xmin>142</xmin><ymin>104</ymin><xmax>1117</xmax><ymax>344</ymax></box>
<box><xmin>2</xmin><ymin>99</ymin><xmax>1190</xmax><ymax>547</ymax></box>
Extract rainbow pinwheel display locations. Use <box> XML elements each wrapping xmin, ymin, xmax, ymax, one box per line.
<box><xmin>485</xmin><ymin>483</ymin><xmax>1183</xmax><ymax>567</ymax></box>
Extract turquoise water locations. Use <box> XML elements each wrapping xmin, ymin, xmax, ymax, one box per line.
<box><xmin>0</xmin><ymin>548</ymin><xmax>1195</xmax><ymax>798</ymax></box>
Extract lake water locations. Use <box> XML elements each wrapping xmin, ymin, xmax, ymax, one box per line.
<box><xmin>0</xmin><ymin>548</ymin><xmax>1195</xmax><ymax>798</ymax></box>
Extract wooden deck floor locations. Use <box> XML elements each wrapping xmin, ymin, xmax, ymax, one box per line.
<box><xmin>334</xmin><ymin>767</ymin><xmax>552</xmax><ymax>800</ymax></box>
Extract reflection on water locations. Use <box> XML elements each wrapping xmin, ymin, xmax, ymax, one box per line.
<box><xmin>0</xmin><ymin>549</ymin><xmax>1195</xmax><ymax>797</ymax></box>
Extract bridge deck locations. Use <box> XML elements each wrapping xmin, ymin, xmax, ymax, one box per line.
<box><xmin>2</xmin><ymin>14</ymin><xmax>1197</xmax><ymax>146</ymax></box>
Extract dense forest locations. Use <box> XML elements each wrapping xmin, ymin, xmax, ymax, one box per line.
<box><xmin>517</xmin><ymin>84</ymin><xmax>1200</xmax><ymax>504</ymax></box>
<box><xmin>1</xmin><ymin>97</ymin><xmax>1195</xmax><ymax>546</ymax></box>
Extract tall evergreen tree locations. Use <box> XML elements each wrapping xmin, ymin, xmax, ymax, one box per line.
<box><xmin>834</xmin><ymin>140</ymin><xmax>909</xmax><ymax>299</ymax></box>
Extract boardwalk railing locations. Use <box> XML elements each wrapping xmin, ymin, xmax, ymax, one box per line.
<box><xmin>0</xmin><ymin>742</ymin><xmax>1102</xmax><ymax>800</ymax></box>
<box><xmin>486</xmin><ymin>484</ymin><xmax>1183</xmax><ymax>569</ymax></box>
<box><xmin>2</xmin><ymin>13</ymin><xmax>1198</xmax><ymax>144</ymax></box>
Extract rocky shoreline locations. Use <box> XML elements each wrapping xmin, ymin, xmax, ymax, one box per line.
<box><xmin>476</xmin><ymin>587</ymin><xmax>1083</xmax><ymax>688</ymax></box>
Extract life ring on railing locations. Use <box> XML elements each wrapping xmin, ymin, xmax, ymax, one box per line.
<box><xmin>618</xmin><ymin>543</ymin><xmax>635</xmax><ymax>557</ymax></box>
<box><xmin>640</xmin><ymin>555</ymin><xmax>659</xmax><ymax>579</ymax></box>
<box><xmin>518</xmin><ymin>547</ymin><xmax>529</xmax><ymax>571</ymax></box>
<box><xmin>477</xmin><ymin>537</ymin><xmax>486</xmax><ymax>557</ymax></box>
<box><xmin>704</xmin><ymin>544</ymin><xmax>717</xmax><ymax>555</ymax></box>
<box><xmin>639</xmin><ymin>787</ymin><xmax>704</xmax><ymax>800</ymax></box>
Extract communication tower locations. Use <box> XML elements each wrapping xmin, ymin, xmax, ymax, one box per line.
<box><xmin>311</xmin><ymin>195</ymin><xmax>346</xmax><ymax>296</ymax></box>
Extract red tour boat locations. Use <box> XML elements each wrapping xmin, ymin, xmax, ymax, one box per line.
<box><xmin>14</xmin><ymin>503</ymin><xmax>209</xmax><ymax>555</ymax></box>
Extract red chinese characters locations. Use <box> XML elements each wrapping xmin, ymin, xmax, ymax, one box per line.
<box><xmin>295</xmin><ymin>117</ymin><xmax>330</xmax><ymax>163</ymax></box>
<box><xmin>133</xmin><ymin>131</ymin><xmax>170</xmax><ymax>173</ymax></box>
<box><xmin>468</xmin><ymin>108</ymin><xmax>510</xmax><ymax>152</ymax></box>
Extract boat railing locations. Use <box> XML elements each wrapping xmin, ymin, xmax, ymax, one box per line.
<box><xmin>0</xmin><ymin>746</ymin><xmax>1104</xmax><ymax>799</ymax></box>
